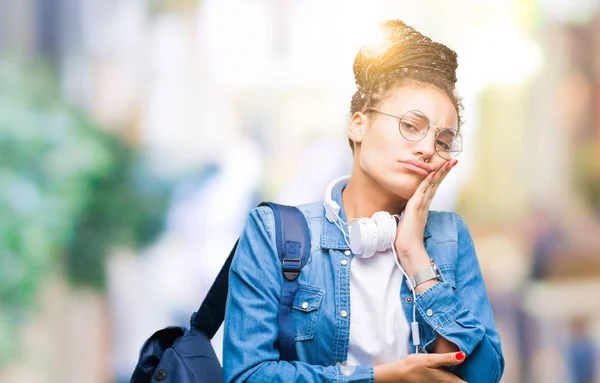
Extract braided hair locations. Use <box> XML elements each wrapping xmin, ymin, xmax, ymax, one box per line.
<box><xmin>349</xmin><ymin>20</ymin><xmax>463</xmax><ymax>151</ymax></box>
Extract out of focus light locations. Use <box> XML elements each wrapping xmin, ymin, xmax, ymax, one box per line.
<box><xmin>360</xmin><ymin>23</ymin><xmax>389</xmax><ymax>55</ymax></box>
<box><xmin>538</xmin><ymin>0</ymin><xmax>600</xmax><ymax>24</ymax></box>
<box><xmin>461</xmin><ymin>25</ymin><xmax>543</xmax><ymax>86</ymax></box>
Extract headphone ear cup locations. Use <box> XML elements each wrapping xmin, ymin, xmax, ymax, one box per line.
<box><xmin>349</xmin><ymin>220</ymin><xmax>365</xmax><ymax>256</ymax></box>
<box><xmin>371</xmin><ymin>211</ymin><xmax>397</xmax><ymax>252</ymax></box>
<box><xmin>350</xmin><ymin>218</ymin><xmax>378</xmax><ymax>258</ymax></box>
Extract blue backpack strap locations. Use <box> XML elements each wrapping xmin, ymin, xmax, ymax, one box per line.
<box><xmin>259</xmin><ymin>202</ymin><xmax>311</xmax><ymax>362</ymax></box>
<box><xmin>191</xmin><ymin>239</ymin><xmax>239</xmax><ymax>338</ymax></box>
<box><xmin>191</xmin><ymin>202</ymin><xmax>310</xmax><ymax>363</ymax></box>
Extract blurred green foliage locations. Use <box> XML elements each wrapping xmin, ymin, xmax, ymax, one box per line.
<box><xmin>0</xmin><ymin>60</ymin><xmax>171</xmax><ymax>366</ymax></box>
<box><xmin>575</xmin><ymin>141</ymin><xmax>600</xmax><ymax>215</ymax></box>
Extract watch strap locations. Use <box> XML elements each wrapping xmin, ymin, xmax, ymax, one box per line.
<box><xmin>408</xmin><ymin>262</ymin><xmax>441</xmax><ymax>291</ymax></box>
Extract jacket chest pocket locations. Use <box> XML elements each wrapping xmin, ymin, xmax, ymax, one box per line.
<box><xmin>291</xmin><ymin>286</ymin><xmax>324</xmax><ymax>341</ymax></box>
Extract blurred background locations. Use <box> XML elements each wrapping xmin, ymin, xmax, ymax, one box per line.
<box><xmin>1</xmin><ymin>0</ymin><xmax>600</xmax><ymax>382</ymax></box>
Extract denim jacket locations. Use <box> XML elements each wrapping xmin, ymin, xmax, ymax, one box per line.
<box><xmin>223</xmin><ymin>184</ymin><xmax>505</xmax><ymax>382</ymax></box>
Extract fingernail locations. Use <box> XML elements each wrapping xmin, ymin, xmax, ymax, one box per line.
<box><xmin>455</xmin><ymin>352</ymin><xmax>465</xmax><ymax>361</ymax></box>
<box><xmin>444</xmin><ymin>162</ymin><xmax>451</xmax><ymax>168</ymax></box>
<box><xmin>451</xmin><ymin>159</ymin><xmax>458</xmax><ymax>167</ymax></box>
<box><xmin>431</xmin><ymin>171</ymin><xmax>436</xmax><ymax>177</ymax></box>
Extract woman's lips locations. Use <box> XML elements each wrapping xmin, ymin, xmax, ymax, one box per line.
<box><xmin>399</xmin><ymin>162</ymin><xmax>430</xmax><ymax>176</ymax></box>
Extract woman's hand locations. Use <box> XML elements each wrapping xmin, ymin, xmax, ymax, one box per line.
<box><xmin>394</xmin><ymin>159</ymin><xmax>458</xmax><ymax>268</ymax></box>
<box><xmin>374</xmin><ymin>351</ymin><xmax>467</xmax><ymax>383</ymax></box>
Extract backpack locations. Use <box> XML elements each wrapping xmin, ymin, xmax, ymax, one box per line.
<box><xmin>130</xmin><ymin>202</ymin><xmax>311</xmax><ymax>383</ymax></box>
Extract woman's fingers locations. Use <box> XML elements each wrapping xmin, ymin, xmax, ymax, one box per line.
<box><xmin>425</xmin><ymin>352</ymin><xmax>468</xmax><ymax>383</ymax></box>
<box><xmin>416</xmin><ymin>159</ymin><xmax>457</xmax><ymax>200</ymax></box>
<box><xmin>430</xmin><ymin>159</ymin><xmax>458</xmax><ymax>191</ymax></box>
<box><xmin>396</xmin><ymin>352</ymin><xmax>467</xmax><ymax>383</ymax></box>
<box><xmin>425</xmin><ymin>351</ymin><xmax>467</xmax><ymax>368</ymax></box>
<box><xmin>413</xmin><ymin>159</ymin><xmax>456</xmax><ymax>206</ymax></box>
<box><xmin>410</xmin><ymin>168</ymin><xmax>437</xmax><ymax>197</ymax></box>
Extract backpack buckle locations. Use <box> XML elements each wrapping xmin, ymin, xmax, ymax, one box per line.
<box><xmin>282</xmin><ymin>258</ymin><xmax>302</xmax><ymax>281</ymax></box>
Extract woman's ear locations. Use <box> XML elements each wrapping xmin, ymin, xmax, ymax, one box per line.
<box><xmin>348</xmin><ymin>111</ymin><xmax>367</xmax><ymax>146</ymax></box>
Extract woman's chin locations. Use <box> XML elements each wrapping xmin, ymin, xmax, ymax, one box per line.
<box><xmin>382</xmin><ymin>174</ymin><xmax>420</xmax><ymax>200</ymax></box>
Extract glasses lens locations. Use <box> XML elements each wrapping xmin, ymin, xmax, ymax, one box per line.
<box><xmin>399</xmin><ymin>111</ymin><xmax>429</xmax><ymax>141</ymax></box>
<box><xmin>436</xmin><ymin>129</ymin><xmax>463</xmax><ymax>160</ymax></box>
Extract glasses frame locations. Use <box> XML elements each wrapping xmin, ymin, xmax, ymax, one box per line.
<box><xmin>364</xmin><ymin>108</ymin><xmax>463</xmax><ymax>160</ymax></box>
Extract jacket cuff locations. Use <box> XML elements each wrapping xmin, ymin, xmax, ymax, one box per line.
<box><xmin>336</xmin><ymin>364</ymin><xmax>374</xmax><ymax>383</ymax></box>
<box><xmin>415</xmin><ymin>281</ymin><xmax>462</xmax><ymax>328</ymax></box>
<box><xmin>415</xmin><ymin>281</ymin><xmax>484</xmax><ymax>354</ymax></box>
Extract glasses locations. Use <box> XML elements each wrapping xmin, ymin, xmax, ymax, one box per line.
<box><xmin>365</xmin><ymin>109</ymin><xmax>463</xmax><ymax>160</ymax></box>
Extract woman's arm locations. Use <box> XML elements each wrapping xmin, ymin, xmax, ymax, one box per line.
<box><xmin>223</xmin><ymin>207</ymin><xmax>373</xmax><ymax>383</ymax></box>
<box><xmin>374</xmin><ymin>352</ymin><xmax>467</xmax><ymax>383</ymax></box>
<box><xmin>411</xmin><ymin>214</ymin><xmax>505</xmax><ymax>383</ymax></box>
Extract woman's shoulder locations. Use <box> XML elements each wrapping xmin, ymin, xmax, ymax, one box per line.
<box><xmin>245</xmin><ymin>200</ymin><xmax>325</xmax><ymax>257</ymax></box>
<box><xmin>247</xmin><ymin>201</ymin><xmax>324</xmax><ymax>223</ymax></box>
<box><xmin>246</xmin><ymin>201</ymin><xmax>325</xmax><ymax>240</ymax></box>
<box><xmin>296</xmin><ymin>200</ymin><xmax>326</xmax><ymax>221</ymax></box>
<box><xmin>425</xmin><ymin>210</ymin><xmax>466</xmax><ymax>243</ymax></box>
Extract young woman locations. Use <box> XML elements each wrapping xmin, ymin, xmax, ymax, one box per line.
<box><xmin>223</xmin><ymin>20</ymin><xmax>504</xmax><ymax>383</ymax></box>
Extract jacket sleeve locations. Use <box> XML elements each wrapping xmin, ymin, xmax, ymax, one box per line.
<box><xmin>414</xmin><ymin>213</ymin><xmax>505</xmax><ymax>383</ymax></box>
<box><xmin>223</xmin><ymin>207</ymin><xmax>374</xmax><ymax>383</ymax></box>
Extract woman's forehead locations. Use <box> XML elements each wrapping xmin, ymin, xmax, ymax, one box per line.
<box><xmin>383</xmin><ymin>85</ymin><xmax>458</xmax><ymax>127</ymax></box>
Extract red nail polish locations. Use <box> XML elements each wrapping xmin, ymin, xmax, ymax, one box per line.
<box><xmin>431</xmin><ymin>171</ymin><xmax>436</xmax><ymax>177</ymax></box>
<box><xmin>452</xmin><ymin>159</ymin><xmax>459</xmax><ymax>166</ymax></box>
<box><xmin>455</xmin><ymin>352</ymin><xmax>465</xmax><ymax>361</ymax></box>
<box><xmin>445</xmin><ymin>162</ymin><xmax>451</xmax><ymax>168</ymax></box>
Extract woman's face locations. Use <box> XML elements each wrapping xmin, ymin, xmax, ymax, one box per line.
<box><xmin>349</xmin><ymin>85</ymin><xmax>459</xmax><ymax>200</ymax></box>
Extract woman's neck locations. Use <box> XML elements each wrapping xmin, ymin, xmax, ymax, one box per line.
<box><xmin>341</xmin><ymin>169</ymin><xmax>407</xmax><ymax>223</ymax></box>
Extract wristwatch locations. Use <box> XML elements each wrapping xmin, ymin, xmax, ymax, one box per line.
<box><xmin>408</xmin><ymin>260</ymin><xmax>442</xmax><ymax>291</ymax></box>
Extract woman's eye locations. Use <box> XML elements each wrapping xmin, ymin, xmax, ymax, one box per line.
<box><xmin>436</xmin><ymin>139</ymin><xmax>451</xmax><ymax>151</ymax></box>
<box><xmin>400</xmin><ymin>122</ymin><xmax>418</xmax><ymax>132</ymax></box>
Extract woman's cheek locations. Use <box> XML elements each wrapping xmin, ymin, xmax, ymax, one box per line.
<box><xmin>358</xmin><ymin>145</ymin><xmax>380</xmax><ymax>176</ymax></box>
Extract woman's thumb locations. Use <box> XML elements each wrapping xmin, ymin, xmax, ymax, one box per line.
<box><xmin>428</xmin><ymin>351</ymin><xmax>466</xmax><ymax>368</ymax></box>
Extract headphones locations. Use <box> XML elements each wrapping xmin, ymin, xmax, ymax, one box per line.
<box><xmin>324</xmin><ymin>175</ymin><xmax>402</xmax><ymax>258</ymax></box>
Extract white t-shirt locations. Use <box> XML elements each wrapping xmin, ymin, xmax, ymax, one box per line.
<box><xmin>346</xmin><ymin>248</ymin><xmax>411</xmax><ymax>366</ymax></box>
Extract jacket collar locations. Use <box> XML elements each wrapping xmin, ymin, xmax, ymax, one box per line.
<box><xmin>321</xmin><ymin>179</ymin><xmax>351</xmax><ymax>250</ymax></box>
<box><xmin>320</xmin><ymin>178</ymin><xmax>431</xmax><ymax>250</ymax></box>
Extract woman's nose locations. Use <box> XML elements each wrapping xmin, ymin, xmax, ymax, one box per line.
<box><xmin>413</xmin><ymin>130</ymin><xmax>437</xmax><ymax>158</ymax></box>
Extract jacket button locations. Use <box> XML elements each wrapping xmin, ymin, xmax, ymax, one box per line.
<box><xmin>154</xmin><ymin>369</ymin><xmax>167</xmax><ymax>381</ymax></box>
<box><xmin>301</xmin><ymin>302</ymin><xmax>309</xmax><ymax>309</ymax></box>
<box><xmin>340</xmin><ymin>310</ymin><xmax>348</xmax><ymax>318</ymax></box>
<box><xmin>426</xmin><ymin>309</ymin><xmax>433</xmax><ymax>317</ymax></box>
<box><xmin>344</xmin><ymin>250</ymin><xmax>351</xmax><ymax>256</ymax></box>
<box><xmin>406</xmin><ymin>297</ymin><xmax>413</xmax><ymax>303</ymax></box>
<box><xmin>341</xmin><ymin>259</ymin><xmax>348</xmax><ymax>266</ymax></box>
